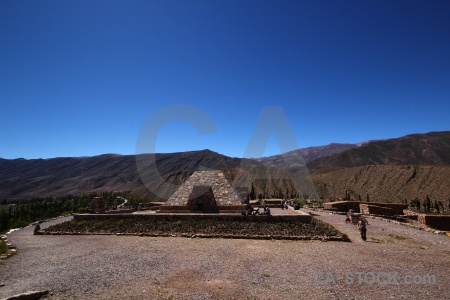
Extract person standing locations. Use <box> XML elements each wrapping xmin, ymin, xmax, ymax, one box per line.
<box><xmin>344</xmin><ymin>205</ymin><xmax>351</xmax><ymax>223</ymax></box>
<box><xmin>263</xmin><ymin>201</ymin><xmax>271</xmax><ymax>216</ymax></box>
<box><xmin>358</xmin><ymin>216</ymin><xmax>369</xmax><ymax>241</ymax></box>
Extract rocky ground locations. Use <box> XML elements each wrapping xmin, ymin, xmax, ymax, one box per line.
<box><xmin>0</xmin><ymin>211</ymin><xmax>449</xmax><ymax>300</ymax></box>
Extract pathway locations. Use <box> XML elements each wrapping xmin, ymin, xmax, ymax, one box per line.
<box><xmin>302</xmin><ymin>208</ymin><xmax>366</xmax><ymax>242</ymax></box>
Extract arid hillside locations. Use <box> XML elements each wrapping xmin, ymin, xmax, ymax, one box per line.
<box><xmin>1</xmin><ymin>131</ymin><xmax>449</xmax><ymax>205</ymax></box>
<box><xmin>0</xmin><ymin>150</ymin><xmax>254</xmax><ymax>199</ymax></box>
<box><xmin>307</xmin><ymin>131</ymin><xmax>450</xmax><ymax>171</ymax></box>
<box><xmin>255</xmin><ymin>143</ymin><xmax>358</xmax><ymax>174</ymax></box>
<box><xmin>304</xmin><ymin>131</ymin><xmax>450</xmax><ymax>206</ymax></box>
<box><xmin>312</xmin><ymin>165</ymin><xmax>450</xmax><ymax>207</ymax></box>
<box><xmin>0</xmin><ymin>150</ymin><xmax>315</xmax><ymax>201</ymax></box>
<box><xmin>130</xmin><ymin>162</ymin><xmax>319</xmax><ymax>201</ymax></box>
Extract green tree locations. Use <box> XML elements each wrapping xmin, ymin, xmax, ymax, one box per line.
<box><xmin>249</xmin><ymin>183</ymin><xmax>256</xmax><ymax>200</ymax></box>
<box><xmin>410</xmin><ymin>197</ymin><xmax>420</xmax><ymax>211</ymax></box>
<box><xmin>0</xmin><ymin>209</ymin><xmax>9</xmax><ymax>231</ymax></box>
<box><xmin>434</xmin><ymin>200</ymin><xmax>440</xmax><ymax>214</ymax></box>
<box><xmin>425</xmin><ymin>196</ymin><xmax>431</xmax><ymax>213</ymax></box>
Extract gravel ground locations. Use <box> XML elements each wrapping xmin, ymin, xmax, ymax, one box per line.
<box><xmin>1</xmin><ymin>212</ymin><xmax>449</xmax><ymax>300</ymax></box>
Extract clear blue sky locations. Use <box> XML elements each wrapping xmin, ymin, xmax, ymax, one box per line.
<box><xmin>1</xmin><ymin>0</ymin><xmax>449</xmax><ymax>159</ymax></box>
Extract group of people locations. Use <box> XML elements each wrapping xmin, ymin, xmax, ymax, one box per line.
<box><xmin>243</xmin><ymin>202</ymin><xmax>271</xmax><ymax>216</ymax></box>
<box><xmin>280</xmin><ymin>199</ymin><xmax>301</xmax><ymax>210</ymax></box>
<box><xmin>280</xmin><ymin>199</ymin><xmax>290</xmax><ymax>209</ymax></box>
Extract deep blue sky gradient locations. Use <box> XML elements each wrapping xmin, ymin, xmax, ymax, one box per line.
<box><xmin>1</xmin><ymin>0</ymin><xmax>449</xmax><ymax>159</ymax></box>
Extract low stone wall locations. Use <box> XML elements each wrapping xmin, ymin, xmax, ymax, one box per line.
<box><xmin>323</xmin><ymin>201</ymin><xmax>361</xmax><ymax>212</ymax></box>
<box><xmin>371</xmin><ymin>203</ymin><xmax>408</xmax><ymax>215</ymax></box>
<box><xmin>418</xmin><ymin>214</ymin><xmax>450</xmax><ymax>231</ymax></box>
<box><xmin>104</xmin><ymin>209</ymin><xmax>135</xmax><ymax>214</ymax></box>
<box><xmin>156</xmin><ymin>206</ymin><xmax>191</xmax><ymax>213</ymax></box>
<box><xmin>404</xmin><ymin>215</ymin><xmax>418</xmax><ymax>221</ymax></box>
<box><xmin>323</xmin><ymin>201</ymin><xmax>408</xmax><ymax>215</ymax></box>
<box><xmin>1</xmin><ymin>235</ymin><xmax>17</xmax><ymax>260</ymax></box>
<box><xmin>74</xmin><ymin>212</ymin><xmax>313</xmax><ymax>224</ymax></box>
<box><xmin>216</xmin><ymin>205</ymin><xmax>247</xmax><ymax>214</ymax></box>
<box><xmin>157</xmin><ymin>205</ymin><xmax>245</xmax><ymax>214</ymax></box>
<box><xmin>146</xmin><ymin>202</ymin><xmax>165</xmax><ymax>207</ymax></box>
<box><xmin>360</xmin><ymin>204</ymin><xmax>394</xmax><ymax>216</ymax></box>
<box><xmin>261</xmin><ymin>199</ymin><xmax>284</xmax><ymax>208</ymax></box>
<box><xmin>2</xmin><ymin>290</ymin><xmax>50</xmax><ymax>300</ymax></box>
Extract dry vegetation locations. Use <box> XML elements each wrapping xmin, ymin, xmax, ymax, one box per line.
<box><xmin>42</xmin><ymin>217</ymin><xmax>344</xmax><ymax>240</ymax></box>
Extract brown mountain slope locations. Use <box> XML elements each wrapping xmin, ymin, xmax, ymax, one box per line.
<box><xmin>256</xmin><ymin>143</ymin><xmax>358</xmax><ymax>174</ymax></box>
<box><xmin>307</xmin><ymin>131</ymin><xmax>450</xmax><ymax>172</ymax></box>
<box><xmin>2</xmin><ymin>131</ymin><xmax>449</xmax><ymax>204</ymax></box>
<box><xmin>312</xmin><ymin>165</ymin><xmax>450</xmax><ymax>208</ymax></box>
<box><xmin>130</xmin><ymin>162</ymin><xmax>319</xmax><ymax>202</ymax></box>
<box><xmin>226</xmin><ymin>164</ymin><xmax>319</xmax><ymax>200</ymax></box>
<box><xmin>0</xmin><ymin>150</ymin><xmax>314</xmax><ymax>201</ymax></box>
<box><xmin>308</xmin><ymin>131</ymin><xmax>450</xmax><ymax>206</ymax></box>
<box><xmin>0</xmin><ymin>150</ymin><xmax>256</xmax><ymax>199</ymax></box>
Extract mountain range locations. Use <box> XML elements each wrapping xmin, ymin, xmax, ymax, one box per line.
<box><xmin>1</xmin><ymin>131</ymin><xmax>449</xmax><ymax>207</ymax></box>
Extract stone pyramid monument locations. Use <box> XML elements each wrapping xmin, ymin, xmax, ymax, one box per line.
<box><xmin>162</xmin><ymin>170</ymin><xmax>243</xmax><ymax>212</ymax></box>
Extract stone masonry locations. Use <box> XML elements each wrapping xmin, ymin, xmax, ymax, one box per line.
<box><xmin>165</xmin><ymin>170</ymin><xmax>243</xmax><ymax>206</ymax></box>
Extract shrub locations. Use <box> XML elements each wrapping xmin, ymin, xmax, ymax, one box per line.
<box><xmin>76</xmin><ymin>220</ymin><xmax>87</xmax><ymax>227</ymax></box>
<box><xmin>388</xmin><ymin>234</ymin><xmax>409</xmax><ymax>240</ymax></box>
<box><xmin>94</xmin><ymin>221</ymin><xmax>105</xmax><ymax>229</ymax></box>
<box><xmin>292</xmin><ymin>198</ymin><xmax>304</xmax><ymax>208</ymax></box>
<box><xmin>0</xmin><ymin>241</ymin><xmax>8</xmax><ymax>255</ymax></box>
<box><xmin>11</xmin><ymin>219</ymin><xmax>29</xmax><ymax>229</ymax></box>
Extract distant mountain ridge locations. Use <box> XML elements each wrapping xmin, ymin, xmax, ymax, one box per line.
<box><xmin>0</xmin><ymin>150</ymin><xmax>251</xmax><ymax>199</ymax></box>
<box><xmin>1</xmin><ymin>131</ymin><xmax>449</xmax><ymax>205</ymax></box>
<box><xmin>0</xmin><ymin>149</ymin><xmax>317</xmax><ymax>201</ymax></box>
<box><xmin>255</xmin><ymin>143</ymin><xmax>358</xmax><ymax>173</ymax></box>
<box><xmin>312</xmin><ymin>164</ymin><xmax>450</xmax><ymax>205</ymax></box>
<box><xmin>306</xmin><ymin>131</ymin><xmax>450</xmax><ymax>172</ymax></box>
<box><xmin>308</xmin><ymin>131</ymin><xmax>450</xmax><ymax>205</ymax></box>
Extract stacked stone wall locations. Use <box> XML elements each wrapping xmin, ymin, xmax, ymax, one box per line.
<box><xmin>360</xmin><ymin>204</ymin><xmax>393</xmax><ymax>215</ymax></box>
<box><xmin>165</xmin><ymin>170</ymin><xmax>243</xmax><ymax>206</ymax></box>
<box><xmin>418</xmin><ymin>214</ymin><xmax>450</xmax><ymax>231</ymax></box>
<box><xmin>323</xmin><ymin>201</ymin><xmax>407</xmax><ymax>214</ymax></box>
